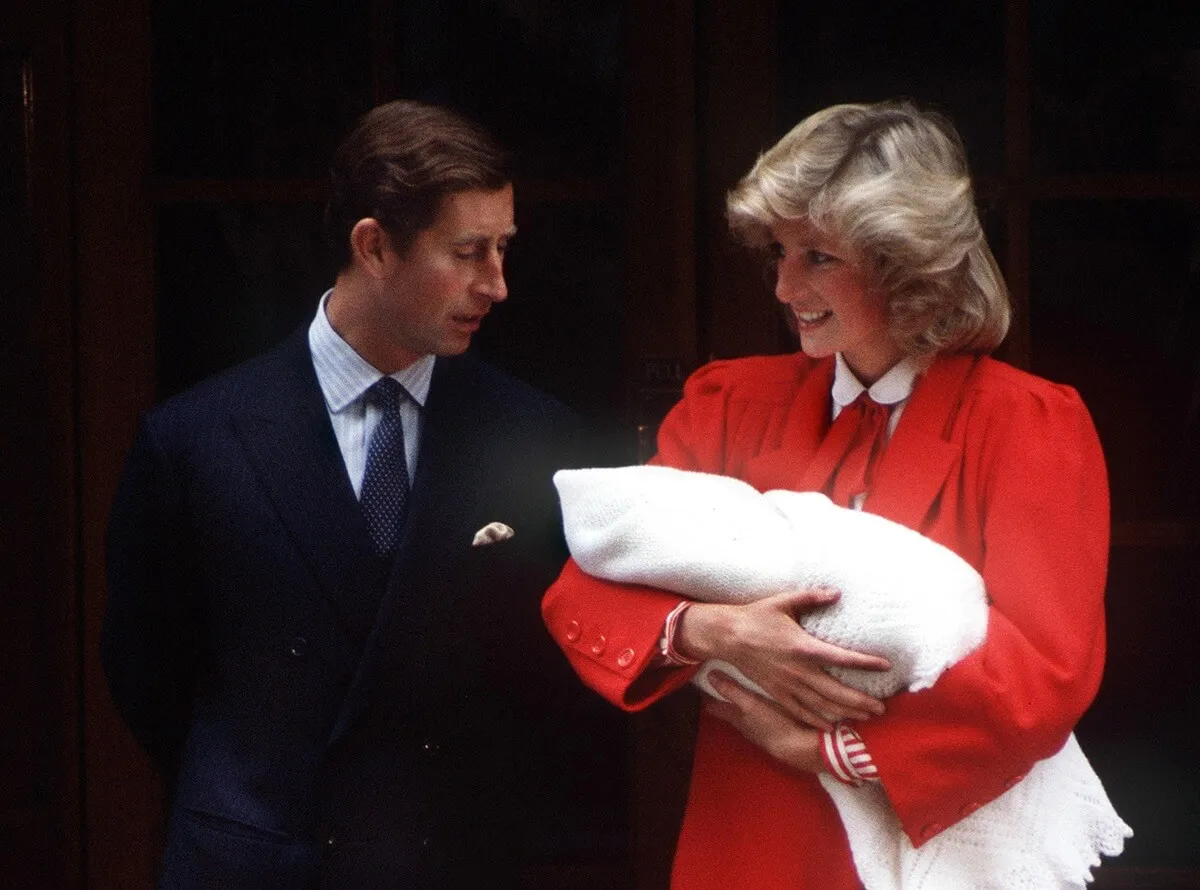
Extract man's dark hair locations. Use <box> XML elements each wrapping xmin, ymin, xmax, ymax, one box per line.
<box><xmin>324</xmin><ymin>100</ymin><xmax>511</xmax><ymax>270</ymax></box>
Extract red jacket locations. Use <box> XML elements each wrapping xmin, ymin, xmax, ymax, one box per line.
<box><xmin>543</xmin><ymin>351</ymin><xmax>1110</xmax><ymax>889</ymax></box>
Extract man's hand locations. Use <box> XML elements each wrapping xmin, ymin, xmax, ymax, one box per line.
<box><xmin>675</xmin><ymin>587</ymin><xmax>889</xmax><ymax>731</ymax></box>
<box><xmin>703</xmin><ymin>670</ymin><xmax>826</xmax><ymax>774</ymax></box>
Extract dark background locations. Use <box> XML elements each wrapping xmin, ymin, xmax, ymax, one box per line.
<box><xmin>3</xmin><ymin>1</ymin><xmax>1199</xmax><ymax>887</ymax></box>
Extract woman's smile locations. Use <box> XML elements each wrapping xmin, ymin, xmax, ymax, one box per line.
<box><xmin>793</xmin><ymin>308</ymin><xmax>834</xmax><ymax>328</ymax></box>
<box><xmin>770</xmin><ymin>217</ymin><xmax>901</xmax><ymax>384</ymax></box>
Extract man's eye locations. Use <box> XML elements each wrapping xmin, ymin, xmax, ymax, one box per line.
<box><xmin>768</xmin><ymin>241</ymin><xmax>785</xmax><ymax>260</ymax></box>
<box><xmin>808</xmin><ymin>250</ymin><xmax>835</xmax><ymax>265</ymax></box>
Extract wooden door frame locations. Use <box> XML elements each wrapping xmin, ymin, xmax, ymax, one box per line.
<box><xmin>72</xmin><ymin>0</ymin><xmax>161</xmax><ymax>886</ymax></box>
<box><xmin>621</xmin><ymin>3</ymin><xmax>779</xmax><ymax>888</ymax></box>
<box><xmin>0</xmin><ymin>2</ymin><xmax>80</xmax><ymax>886</ymax></box>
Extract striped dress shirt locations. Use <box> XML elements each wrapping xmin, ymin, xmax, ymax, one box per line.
<box><xmin>307</xmin><ymin>289</ymin><xmax>435</xmax><ymax>496</ymax></box>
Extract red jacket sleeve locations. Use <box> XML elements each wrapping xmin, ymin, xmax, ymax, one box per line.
<box><xmin>541</xmin><ymin>361</ymin><xmax>749</xmax><ymax>710</ymax></box>
<box><xmin>862</xmin><ymin>378</ymin><xmax>1110</xmax><ymax>847</ymax></box>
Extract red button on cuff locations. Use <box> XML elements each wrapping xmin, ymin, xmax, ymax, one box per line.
<box><xmin>590</xmin><ymin>635</ymin><xmax>607</xmax><ymax>656</ymax></box>
<box><xmin>565</xmin><ymin>620</ymin><xmax>581</xmax><ymax>642</ymax></box>
<box><xmin>617</xmin><ymin>648</ymin><xmax>636</xmax><ymax>668</ymax></box>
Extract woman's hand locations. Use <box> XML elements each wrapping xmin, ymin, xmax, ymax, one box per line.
<box><xmin>675</xmin><ymin>587</ymin><xmax>889</xmax><ymax>731</ymax></box>
<box><xmin>703</xmin><ymin>670</ymin><xmax>825</xmax><ymax>774</ymax></box>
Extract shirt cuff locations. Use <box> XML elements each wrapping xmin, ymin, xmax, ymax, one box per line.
<box><xmin>821</xmin><ymin>722</ymin><xmax>880</xmax><ymax>786</ymax></box>
<box><xmin>656</xmin><ymin>600</ymin><xmax>702</xmax><ymax>667</ymax></box>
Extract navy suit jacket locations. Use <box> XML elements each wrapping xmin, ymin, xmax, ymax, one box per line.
<box><xmin>103</xmin><ymin>328</ymin><xmax>596</xmax><ymax>888</ymax></box>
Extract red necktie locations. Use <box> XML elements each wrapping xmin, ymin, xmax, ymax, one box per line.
<box><xmin>826</xmin><ymin>393</ymin><xmax>891</xmax><ymax>508</ymax></box>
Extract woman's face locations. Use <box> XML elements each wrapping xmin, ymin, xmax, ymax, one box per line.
<box><xmin>769</xmin><ymin>217</ymin><xmax>902</xmax><ymax>385</ymax></box>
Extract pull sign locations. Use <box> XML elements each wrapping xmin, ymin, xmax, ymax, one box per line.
<box><xmin>640</xmin><ymin>357</ymin><xmax>689</xmax><ymax>389</ymax></box>
<box><xmin>636</xmin><ymin>356</ymin><xmax>692</xmax><ymax>463</ymax></box>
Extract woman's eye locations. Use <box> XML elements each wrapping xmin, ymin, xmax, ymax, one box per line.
<box><xmin>768</xmin><ymin>241</ymin><xmax>785</xmax><ymax>260</ymax></box>
<box><xmin>807</xmin><ymin>249</ymin><xmax>835</xmax><ymax>265</ymax></box>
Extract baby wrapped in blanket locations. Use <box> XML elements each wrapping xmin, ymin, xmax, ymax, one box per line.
<box><xmin>554</xmin><ymin>465</ymin><xmax>1131</xmax><ymax>890</ymax></box>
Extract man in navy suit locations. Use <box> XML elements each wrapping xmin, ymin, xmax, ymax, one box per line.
<box><xmin>103</xmin><ymin>100</ymin><xmax>605</xmax><ymax>888</ymax></box>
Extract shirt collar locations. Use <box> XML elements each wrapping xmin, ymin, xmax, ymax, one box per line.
<box><xmin>831</xmin><ymin>352</ymin><xmax>920</xmax><ymax>409</ymax></box>
<box><xmin>308</xmin><ymin>288</ymin><xmax>435</xmax><ymax>413</ymax></box>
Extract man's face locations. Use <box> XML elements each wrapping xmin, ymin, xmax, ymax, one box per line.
<box><xmin>370</xmin><ymin>185</ymin><xmax>515</xmax><ymax>367</ymax></box>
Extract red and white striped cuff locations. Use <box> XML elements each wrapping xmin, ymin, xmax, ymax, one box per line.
<box><xmin>821</xmin><ymin>722</ymin><xmax>880</xmax><ymax>786</ymax></box>
<box><xmin>658</xmin><ymin>601</ymin><xmax>702</xmax><ymax>667</ymax></box>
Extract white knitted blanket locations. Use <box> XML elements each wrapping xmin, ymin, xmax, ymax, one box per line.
<box><xmin>554</xmin><ymin>465</ymin><xmax>1132</xmax><ymax>890</ymax></box>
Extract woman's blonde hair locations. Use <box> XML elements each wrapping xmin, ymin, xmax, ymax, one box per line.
<box><xmin>726</xmin><ymin>100</ymin><xmax>1010</xmax><ymax>360</ymax></box>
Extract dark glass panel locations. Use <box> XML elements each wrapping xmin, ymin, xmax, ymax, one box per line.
<box><xmin>777</xmin><ymin>0</ymin><xmax>1005</xmax><ymax>174</ymax></box>
<box><xmin>1029</xmin><ymin>201</ymin><xmax>1200</xmax><ymax>521</ymax></box>
<box><xmin>1032</xmin><ymin>1</ymin><xmax>1200</xmax><ymax>173</ymax></box>
<box><xmin>980</xmin><ymin>196</ymin><xmax>1007</xmax><ymax>261</ymax></box>
<box><xmin>153</xmin><ymin>0</ymin><xmax>373</xmax><ymax>177</ymax></box>
<box><xmin>393</xmin><ymin>0</ymin><xmax>621</xmax><ymax>179</ymax></box>
<box><xmin>474</xmin><ymin>197</ymin><xmax>627</xmax><ymax>444</ymax></box>
<box><xmin>155</xmin><ymin>196</ymin><xmax>628</xmax><ymax>434</ymax></box>
<box><xmin>155</xmin><ymin>203</ymin><xmax>333</xmax><ymax>397</ymax></box>
<box><xmin>467</xmin><ymin>188</ymin><xmax>634</xmax><ymax>856</ymax></box>
<box><xmin>1075</xmin><ymin>544</ymin><xmax>1200</xmax><ymax>867</ymax></box>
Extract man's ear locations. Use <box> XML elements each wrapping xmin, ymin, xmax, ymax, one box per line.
<box><xmin>349</xmin><ymin>218</ymin><xmax>394</xmax><ymax>278</ymax></box>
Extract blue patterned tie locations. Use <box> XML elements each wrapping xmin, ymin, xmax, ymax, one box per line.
<box><xmin>360</xmin><ymin>377</ymin><xmax>411</xmax><ymax>557</ymax></box>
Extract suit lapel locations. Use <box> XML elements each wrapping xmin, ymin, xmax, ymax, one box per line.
<box><xmin>381</xmin><ymin>353</ymin><xmax>499</xmax><ymax>635</ymax></box>
<box><xmin>865</xmin><ymin>353</ymin><xmax>978</xmax><ymax>531</ymax></box>
<box><xmin>232</xmin><ymin>331</ymin><xmax>381</xmax><ymax>641</ymax></box>
<box><xmin>328</xmin><ymin>354</ymin><xmax>500</xmax><ymax>744</ymax></box>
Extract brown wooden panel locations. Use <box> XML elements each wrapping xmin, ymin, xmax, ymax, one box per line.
<box><xmin>1076</xmin><ymin>543</ymin><xmax>1200</xmax><ymax>871</ymax></box>
<box><xmin>696</xmin><ymin>0</ymin><xmax>781</xmax><ymax>362</ymax></box>
<box><xmin>621</xmin><ymin>0</ymin><xmax>699</xmax><ymax>390</ymax></box>
<box><xmin>73</xmin><ymin>0</ymin><xmax>162</xmax><ymax>887</ymax></box>
<box><xmin>0</xmin><ymin>14</ymin><xmax>80</xmax><ymax>890</ymax></box>
<box><xmin>621</xmin><ymin>4</ymin><xmax>700</xmax><ymax>885</ymax></box>
<box><xmin>1029</xmin><ymin>200</ymin><xmax>1200</xmax><ymax>522</ymax></box>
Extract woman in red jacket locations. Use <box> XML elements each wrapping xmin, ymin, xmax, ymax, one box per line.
<box><xmin>542</xmin><ymin>101</ymin><xmax>1109</xmax><ymax>889</ymax></box>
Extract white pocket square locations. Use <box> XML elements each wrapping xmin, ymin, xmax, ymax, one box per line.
<box><xmin>472</xmin><ymin>522</ymin><xmax>514</xmax><ymax>546</ymax></box>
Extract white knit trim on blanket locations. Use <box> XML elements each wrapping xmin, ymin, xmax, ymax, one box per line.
<box><xmin>554</xmin><ymin>465</ymin><xmax>1132</xmax><ymax>890</ymax></box>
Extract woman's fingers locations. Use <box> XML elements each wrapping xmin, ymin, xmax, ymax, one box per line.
<box><xmin>796</xmin><ymin>663</ymin><xmax>886</xmax><ymax>714</ymax></box>
<box><xmin>774</xmin><ymin>698</ymin><xmax>838</xmax><ymax>732</ymax></box>
<box><xmin>704</xmin><ymin>671</ymin><xmax>824</xmax><ymax>772</ymax></box>
<box><xmin>762</xmin><ymin>587</ymin><xmax>892</xmax><ymax>671</ymax></box>
<box><xmin>683</xmin><ymin>592</ymin><xmax>890</xmax><ymax>726</ymax></box>
<box><xmin>799</xmin><ymin>633</ymin><xmax>891</xmax><ymax>672</ymax></box>
<box><xmin>775</xmin><ymin>674</ymin><xmax>881</xmax><ymax>726</ymax></box>
<box><xmin>706</xmin><ymin>672</ymin><xmax>783</xmax><ymax>731</ymax></box>
<box><xmin>774</xmin><ymin>585</ymin><xmax>841</xmax><ymax>611</ymax></box>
